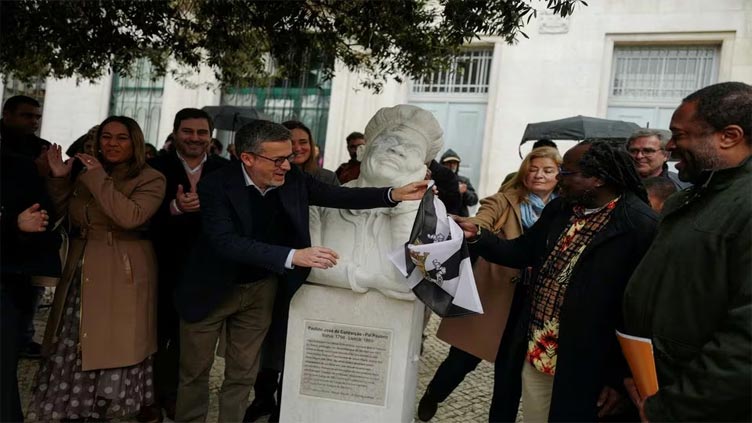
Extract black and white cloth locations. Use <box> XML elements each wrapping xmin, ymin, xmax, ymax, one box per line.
<box><xmin>389</xmin><ymin>183</ymin><xmax>482</xmax><ymax>317</ymax></box>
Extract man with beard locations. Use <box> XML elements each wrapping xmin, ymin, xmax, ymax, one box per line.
<box><xmin>143</xmin><ymin>108</ymin><xmax>228</xmax><ymax>421</ymax></box>
<box><xmin>454</xmin><ymin>141</ymin><xmax>658</xmax><ymax>422</ymax></box>
<box><xmin>622</xmin><ymin>81</ymin><xmax>752</xmax><ymax>421</ymax></box>
<box><xmin>335</xmin><ymin>131</ymin><xmax>365</xmax><ymax>183</ymax></box>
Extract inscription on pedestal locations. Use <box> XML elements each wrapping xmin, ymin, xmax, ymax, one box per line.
<box><xmin>300</xmin><ymin>320</ymin><xmax>392</xmax><ymax>406</ymax></box>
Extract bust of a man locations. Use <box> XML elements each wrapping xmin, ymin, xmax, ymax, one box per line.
<box><xmin>308</xmin><ymin>104</ymin><xmax>443</xmax><ymax>300</ymax></box>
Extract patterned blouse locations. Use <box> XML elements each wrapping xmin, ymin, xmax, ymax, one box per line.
<box><xmin>526</xmin><ymin>197</ymin><xmax>620</xmax><ymax>375</ymax></box>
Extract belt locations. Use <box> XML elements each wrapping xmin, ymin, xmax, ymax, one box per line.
<box><xmin>69</xmin><ymin>227</ymin><xmax>147</xmax><ymax>242</ymax></box>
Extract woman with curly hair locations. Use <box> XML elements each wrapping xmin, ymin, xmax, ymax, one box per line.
<box><xmin>27</xmin><ymin>116</ymin><xmax>166</xmax><ymax>422</ymax></box>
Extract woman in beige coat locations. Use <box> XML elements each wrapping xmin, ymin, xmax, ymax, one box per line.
<box><xmin>418</xmin><ymin>147</ymin><xmax>561</xmax><ymax>421</ymax></box>
<box><xmin>27</xmin><ymin>116</ymin><xmax>166</xmax><ymax>422</ymax></box>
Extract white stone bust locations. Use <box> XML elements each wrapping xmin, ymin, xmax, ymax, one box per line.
<box><xmin>308</xmin><ymin>104</ymin><xmax>443</xmax><ymax>300</ymax></box>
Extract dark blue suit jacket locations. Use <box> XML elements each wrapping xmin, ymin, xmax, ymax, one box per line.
<box><xmin>175</xmin><ymin>163</ymin><xmax>395</xmax><ymax>322</ymax></box>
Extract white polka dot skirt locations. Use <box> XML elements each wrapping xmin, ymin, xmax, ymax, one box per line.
<box><xmin>26</xmin><ymin>268</ymin><xmax>155</xmax><ymax>422</ymax></box>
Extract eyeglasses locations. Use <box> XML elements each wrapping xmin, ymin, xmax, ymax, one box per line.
<box><xmin>558</xmin><ymin>169</ymin><xmax>581</xmax><ymax>177</ymax></box>
<box><xmin>627</xmin><ymin>148</ymin><xmax>662</xmax><ymax>156</ymax></box>
<box><xmin>250</xmin><ymin>152</ymin><xmax>296</xmax><ymax>167</ymax></box>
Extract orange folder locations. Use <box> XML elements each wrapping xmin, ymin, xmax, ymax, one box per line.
<box><xmin>616</xmin><ymin>330</ymin><xmax>659</xmax><ymax>397</ymax></box>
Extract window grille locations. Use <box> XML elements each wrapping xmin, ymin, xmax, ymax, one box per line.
<box><xmin>110</xmin><ymin>59</ymin><xmax>165</xmax><ymax>145</ymax></box>
<box><xmin>221</xmin><ymin>53</ymin><xmax>332</xmax><ymax>156</ymax></box>
<box><xmin>2</xmin><ymin>75</ymin><xmax>46</xmax><ymax>107</ymax></box>
<box><xmin>411</xmin><ymin>49</ymin><xmax>493</xmax><ymax>95</ymax></box>
<box><xmin>610</xmin><ymin>45</ymin><xmax>718</xmax><ymax>100</ymax></box>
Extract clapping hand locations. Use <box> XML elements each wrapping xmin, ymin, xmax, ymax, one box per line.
<box><xmin>76</xmin><ymin>153</ymin><xmax>103</xmax><ymax>172</ymax></box>
<box><xmin>17</xmin><ymin>203</ymin><xmax>49</xmax><ymax>233</ymax></box>
<box><xmin>47</xmin><ymin>144</ymin><xmax>74</xmax><ymax>177</ymax></box>
<box><xmin>176</xmin><ymin>184</ymin><xmax>200</xmax><ymax>213</ymax></box>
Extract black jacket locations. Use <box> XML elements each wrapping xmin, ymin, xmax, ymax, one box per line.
<box><xmin>1</xmin><ymin>152</ymin><xmax>61</xmax><ymax>278</ymax></box>
<box><xmin>429</xmin><ymin>159</ymin><xmax>462</xmax><ymax>215</ymax></box>
<box><xmin>624</xmin><ymin>158</ymin><xmax>752</xmax><ymax>422</ymax></box>
<box><xmin>174</xmin><ymin>164</ymin><xmax>396</xmax><ymax>323</ymax></box>
<box><xmin>0</xmin><ymin>120</ymin><xmax>47</xmax><ymax>159</ymax></box>
<box><xmin>439</xmin><ymin>149</ymin><xmax>478</xmax><ymax>216</ymax></box>
<box><xmin>147</xmin><ymin>152</ymin><xmax>229</xmax><ymax>296</ymax></box>
<box><xmin>473</xmin><ymin>193</ymin><xmax>657</xmax><ymax>422</ymax></box>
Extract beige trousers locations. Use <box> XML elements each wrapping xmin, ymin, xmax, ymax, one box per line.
<box><xmin>521</xmin><ymin>361</ymin><xmax>554</xmax><ymax>422</ymax></box>
<box><xmin>176</xmin><ymin>277</ymin><xmax>277</xmax><ymax>423</ymax></box>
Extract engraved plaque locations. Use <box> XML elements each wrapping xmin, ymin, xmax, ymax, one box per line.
<box><xmin>300</xmin><ymin>320</ymin><xmax>392</xmax><ymax>406</ymax></box>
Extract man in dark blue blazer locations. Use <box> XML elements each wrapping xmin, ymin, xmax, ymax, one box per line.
<box><xmin>145</xmin><ymin>108</ymin><xmax>229</xmax><ymax>421</ymax></box>
<box><xmin>174</xmin><ymin>120</ymin><xmax>428</xmax><ymax>423</ymax></box>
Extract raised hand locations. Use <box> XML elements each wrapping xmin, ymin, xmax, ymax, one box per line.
<box><xmin>17</xmin><ymin>203</ymin><xmax>49</xmax><ymax>233</ymax></box>
<box><xmin>292</xmin><ymin>246</ymin><xmax>339</xmax><ymax>269</ymax></box>
<box><xmin>176</xmin><ymin>184</ymin><xmax>200</xmax><ymax>213</ymax></box>
<box><xmin>392</xmin><ymin>180</ymin><xmax>430</xmax><ymax>201</ymax></box>
<box><xmin>76</xmin><ymin>153</ymin><xmax>103</xmax><ymax>172</ymax></box>
<box><xmin>47</xmin><ymin>144</ymin><xmax>74</xmax><ymax>177</ymax></box>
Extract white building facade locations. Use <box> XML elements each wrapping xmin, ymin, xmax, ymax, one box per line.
<box><xmin>3</xmin><ymin>0</ymin><xmax>750</xmax><ymax>197</ymax></box>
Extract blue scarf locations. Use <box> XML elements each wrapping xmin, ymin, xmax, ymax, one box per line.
<box><xmin>520</xmin><ymin>192</ymin><xmax>556</xmax><ymax>229</ymax></box>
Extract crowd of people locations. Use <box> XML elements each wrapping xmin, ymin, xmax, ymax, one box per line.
<box><xmin>1</xmin><ymin>80</ymin><xmax>750</xmax><ymax>423</ymax></box>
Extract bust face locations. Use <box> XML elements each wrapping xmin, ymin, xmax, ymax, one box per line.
<box><xmin>361</xmin><ymin>128</ymin><xmax>427</xmax><ymax>185</ymax></box>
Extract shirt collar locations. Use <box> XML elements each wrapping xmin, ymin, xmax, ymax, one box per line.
<box><xmin>241</xmin><ymin>163</ymin><xmax>278</xmax><ymax>196</ymax></box>
<box><xmin>176</xmin><ymin>151</ymin><xmax>207</xmax><ymax>174</ymax></box>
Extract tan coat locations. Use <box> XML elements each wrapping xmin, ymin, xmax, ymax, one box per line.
<box><xmin>43</xmin><ymin>165</ymin><xmax>166</xmax><ymax>371</ymax></box>
<box><xmin>436</xmin><ymin>187</ymin><xmax>524</xmax><ymax>362</ymax></box>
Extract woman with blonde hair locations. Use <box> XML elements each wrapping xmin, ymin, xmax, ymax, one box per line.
<box><xmin>27</xmin><ymin>116</ymin><xmax>166</xmax><ymax>422</ymax></box>
<box><xmin>418</xmin><ymin>146</ymin><xmax>561</xmax><ymax>421</ymax></box>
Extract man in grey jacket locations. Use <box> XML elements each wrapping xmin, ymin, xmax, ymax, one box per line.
<box><xmin>622</xmin><ymin>81</ymin><xmax>752</xmax><ymax>421</ymax></box>
<box><xmin>626</xmin><ymin>128</ymin><xmax>691</xmax><ymax>190</ymax></box>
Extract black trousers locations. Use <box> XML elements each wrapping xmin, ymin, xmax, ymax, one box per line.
<box><xmin>154</xmin><ymin>290</ymin><xmax>180</xmax><ymax>404</ymax></box>
<box><xmin>253</xmin><ymin>367</ymin><xmax>282</xmax><ymax>416</ymax></box>
<box><xmin>1</xmin><ymin>277</ymin><xmax>25</xmax><ymax>422</ymax></box>
<box><xmin>17</xmin><ymin>283</ymin><xmax>43</xmax><ymax>347</ymax></box>
<box><xmin>425</xmin><ymin>346</ymin><xmax>482</xmax><ymax>402</ymax></box>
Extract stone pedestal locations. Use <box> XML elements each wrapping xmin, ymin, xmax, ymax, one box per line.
<box><xmin>280</xmin><ymin>283</ymin><xmax>425</xmax><ymax>423</ymax></box>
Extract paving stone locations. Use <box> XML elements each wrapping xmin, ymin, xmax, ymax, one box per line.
<box><xmin>20</xmin><ymin>300</ymin><xmax>517</xmax><ymax>422</ymax></box>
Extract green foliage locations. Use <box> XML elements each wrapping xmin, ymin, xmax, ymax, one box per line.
<box><xmin>0</xmin><ymin>0</ymin><xmax>586</xmax><ymax>92</ymax></box>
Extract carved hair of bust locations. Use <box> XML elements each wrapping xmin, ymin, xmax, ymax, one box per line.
<box><xmin>358</xmin><ymin>105</ymin><xmax>444</xmax><ymax>187</ymax></box>
<box><xmin>364</xmin><ymin>104</ymin><xmax>443</xmax><ymax>163</ymax></box>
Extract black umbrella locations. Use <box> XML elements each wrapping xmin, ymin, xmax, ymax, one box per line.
<box><xmin>520</xmin><ymin>115</ymin><xmax>640</xmax><ymax>144</ymax></box>
<box><xmin>201</xmin><ymin>105</ymin><xmax>269</xmax><ymax>131</ymax></box>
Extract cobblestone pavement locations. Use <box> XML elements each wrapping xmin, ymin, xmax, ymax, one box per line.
<box><xmin>20</xmin><ymin>302</ymin><xmax>501</xmax><ymax>422</ymax></box>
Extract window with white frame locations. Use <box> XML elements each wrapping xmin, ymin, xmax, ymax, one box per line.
<box><xmin>2</xmin><ymin>75</ymin><xmax>46</xmax><ymax>136</ymax></box>
<box><xmin>610</xmin><ymin>45</ymin><xmax>718</xmax><ymax>100</ymax></box>
<box><xmin>110</xmin><ymin>59</ymin><xmax>165</xmax><ymax>145</ymax></box>
<box><xmin>2</xmin><ymin>75</ymin><xmax>46</xmax><ymax>107</ymax></box>
<box><xmin>411</xmin><ymin>48</ymin><xmax>493</xmax><ymax>95</ymax></box>
<box><xmin>607</xmin><ymin>44</ymin><xmax>719</xmax><ymax>130</ymax></box>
